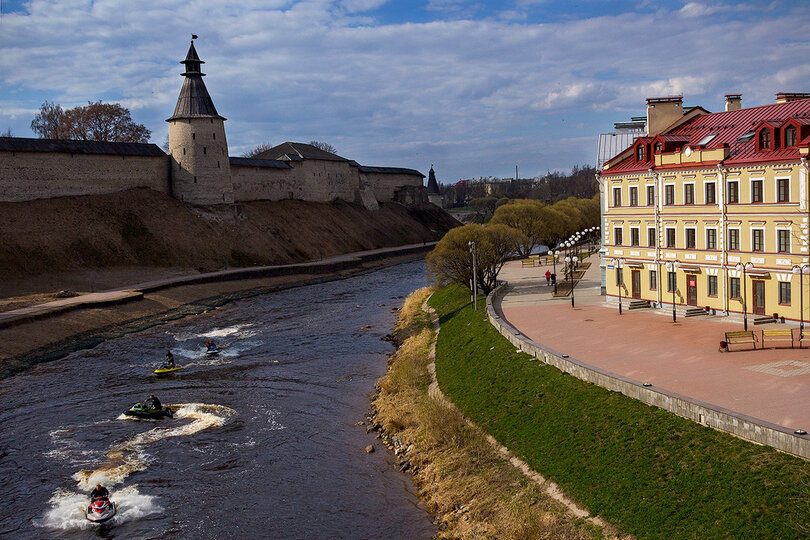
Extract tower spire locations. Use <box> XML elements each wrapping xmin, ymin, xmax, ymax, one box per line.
<box><xmin>167</xmin><ymin>37</ymin><xmax>224</xmax><ymax>121</ymax></box>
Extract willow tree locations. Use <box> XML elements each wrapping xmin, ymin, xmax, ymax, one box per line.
<box><xmin>491</xmin><ymin>199</ymin><xmax>567</xmax><ymax>256</ymax></box>
<box><xmin>427</xmin><ymin>223</ymin><xmax>520</xmax><ymax>295</ymax></box>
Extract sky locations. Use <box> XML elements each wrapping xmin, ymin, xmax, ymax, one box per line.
<box><xmin>1</xmin><ymin>0</ymin><xmax>810</xmax><ymax>182</ymax></box>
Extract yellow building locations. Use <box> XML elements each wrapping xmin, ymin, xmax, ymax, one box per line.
<box><xmin>600</xmin><ymin>93</ymin><xmax>810</xmax><ymax>323</ymax></box>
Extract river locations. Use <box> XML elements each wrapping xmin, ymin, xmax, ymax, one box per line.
<box><xmin>0</xmin><ymin>260</ymin><xmax>435</xmax><ymax>539</ymax></box>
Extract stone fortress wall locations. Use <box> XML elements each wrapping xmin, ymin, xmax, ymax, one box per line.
<box><xmin>0</xmin><ymin>40</ymin><xmax>428</xmax><ymax>208</ymax></box>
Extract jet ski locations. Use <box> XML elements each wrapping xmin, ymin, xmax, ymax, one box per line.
<box><xmin>154</xmin><ymin>362</ymin><xmax>183</xmax><ymax>375</ymax></box>
<box><xmin>204</xmin><ymin>342</ymin><xmax>220</xmax><ymax>355</ymax></box>
<box><xmin>86</xmin><ymin>497</ymin><xmax>116</xmax><ymax>523</ymax></box>
<box><xmin>123</xmin><ymin>401</ymin><xmax>173</xmax><ymax>419</ymax></box>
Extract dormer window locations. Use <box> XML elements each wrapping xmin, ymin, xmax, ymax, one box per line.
<box><xmin>636</xmin><ymin>144</ymin><xmax>646</xmax><ymax>161</ymax></box>
<box><xmin>785</xmin><ymin>125</ymin><xmax>797</xmax><ymax>147</ymax></box>
<box><xmin>759</xmin><ymin>129</ymin><xmax>771</xmax><ymax>150</ymax></box>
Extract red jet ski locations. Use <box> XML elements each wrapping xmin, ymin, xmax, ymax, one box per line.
<box><xmin>86</xmin><ymin>497</ymin><xmax>116</xmax><ymax>523</ymax></box>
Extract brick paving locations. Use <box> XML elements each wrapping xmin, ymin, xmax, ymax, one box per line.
<box><xmin>497</xmin><ymin>255</ymin><xmax>810</xmax><ymax>432</ymax></box>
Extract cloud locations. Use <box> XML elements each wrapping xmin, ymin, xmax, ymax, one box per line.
<box><xmin>1</xmin><ymin>1</ymin><xmax>809</xmax><ymax>179</ymax></box>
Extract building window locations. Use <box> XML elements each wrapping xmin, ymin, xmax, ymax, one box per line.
<box><xmin>705</xmin><ymin>182</ymin><xmax>716</xmax><ymax>204</ymax></box>
<box><xmin>759</xmin><ymin>129</ymin><xmax>771</xmax><ymax>149</ymax></box>
<box><xmin>648</xmin><ymin>228</ymin><xmax>656</xmax><ymax>247</ymax></box>
<box><xmin>752</xmin><ymin>229</ymin><xmax>764</xmax><ymax>252</ymax></box>
<box><xmin>777</xmin><ymin>178</ymin><xmax>790</xmax><ymax>202</ymax></box>
<box><xmin>614</xmin><ymin>227</ymin><xmax>623</xmax><ymax>246</ymax></box>
<box><xmin>665</xmin><ymin>185</ymin><xmax>675</xmax><ymax>205</ymax></box>
<box><xmin>192</xmin><ymin>133</ymin><xmax>196</xmax><ymax>140</ymax></box>
<box><xmin>630</xmin><ymin>186</ymin><xmax>638</xmax><ymax>206</ymax></box>
<box><xmin>650</xmin><ymin>270</ymin><xmax>657</xmax><ymax>290</ymax></box>
<box><xmin>684</xmin><ymin>184</ymin><xmax>695</xmax><ymax>205</ymax></box>
<box><xmin>729</xmin><ymin>277</ymin><xmax>741</xmax><ymax>299</ymax></box>
<box><xmin>654</xmin><ymin>142</ymin><xmax>662</xmax><ymax>153</ymax></box>
<box><xmin>786</xmin><ymin>126</ymin><xmax>797</xmax><ymax>147</ymax></box>
<box><xmin>707</xmin><ymin>275</ymin><xmax>718</xmax><ymax>297</ymax></box>
<box><xmin>646</xmin><ymin>185</ymin><xmax>655</xmax><ymax>206</ymax></box>
<box><xmin>706</xmin><ymin>229</ymin><xmax>717</xmax><ymax>250</ymax></box>
<box><xmin>637</xmin><ymin>144</ymin><xmax>646</xmax><ymax>161</ymax></box>
<box><xmin>779</xmin><ymin>282</ymin><xmax>792</xmax><ymax>305</ymax></box>
<box><xmin>613</xmin><ymin>187</ymin><xmax>622</xmax><ymax>207</ymax></box>
<box><xmin>727</xmin><ymin>181</ymin><xmax>739</xmax><ymax>203</ymax></box>
<box><xmin>685</xmin><ymin>228</ymin><xmax>696</xmax><ymax>249</ymax></box>
<box><xmin>751</xmin><ymin>180</ymin><xmax>763</xmax><ymax>203</ymax></box>
<box><xmin>203</xmin><ymin>146</ymin><xmax>207</xmax><ymax>154</ymax></box>
<box><xmin>667</xmin><ymin>271</ymin><xmax>676</xmax><ymax>293</ymax></box>
<box><xmin>728</xmin><ymin>229</ymin><xmax>740</xmax><ymax>251</ymax></box>
<box><xmin>213</xmin><ymin>133</ymin><xmax>216</xmax><ymax>140</ymax></box>
<box><xmin>631</xmin><ymin>228</ymin><xmax>640</xmax><ymax>246</ymax></box>
<box><xmin>778</xmin><ymin>229</ymin><xmax>791</xmax><ymax>253</ymax></box>
<box><xmin>666</xmin><ymin>228</ymin><xmax>676</xmax><ymax>248</ymax></box>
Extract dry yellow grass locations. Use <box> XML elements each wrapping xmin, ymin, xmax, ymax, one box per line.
<box><xmin>371</xmin><ymin>288</ymin><xmax>606</xmax><ymax>539</ymax></box>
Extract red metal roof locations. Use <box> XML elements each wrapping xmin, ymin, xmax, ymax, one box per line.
<box><xmin>603</xmin><ymin>98</ymin><xmax>810</xmax><ymax>175</ymax></box>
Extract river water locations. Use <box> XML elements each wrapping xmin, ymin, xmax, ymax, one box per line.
<box><xmin>0</xmin><ymin>261</ymin><xmax>435</xmax><ymax>539</ymax></box>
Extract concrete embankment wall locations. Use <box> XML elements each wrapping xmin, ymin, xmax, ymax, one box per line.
<box><xmin>486</xmin><ymin>283</ymin><xmax>810</xmax><ymax>460</ymax></box>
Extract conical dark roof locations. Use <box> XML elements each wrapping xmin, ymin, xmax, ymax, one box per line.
<box><xmin>166</xmin><ymin>39</ymin><xmax>225</xmax><ymax>121</ymax></box>
<box><xmin>427</xmin><ymin>165</ymin><xmax>440</xmax><ymax>194</ymax></box>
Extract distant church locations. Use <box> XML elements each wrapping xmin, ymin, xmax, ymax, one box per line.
<box><xmin>0</xmin><ymin>38</ymin><xmax>429</xmax><ymax>209</ymax></box>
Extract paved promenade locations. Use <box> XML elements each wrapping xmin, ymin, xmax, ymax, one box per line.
<box><xmin>496</xmin><ymin>255</ymin><xmax>810</xmax><ymax>434</ymax></box>
<box><xmin>0</xmin><ymin>242</ymin><xmax>435</xmax><ymax>329</ymax></box>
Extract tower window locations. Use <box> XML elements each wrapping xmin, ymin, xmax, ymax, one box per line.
<box><xmin>213</xmin><ymin>133</ymin><xmax>216</xmax><ymax>140</ymax></box>
<box><xmin>217</xmin><ymin>161</ymin><xmax>220</xmax><ymax>168</ymax></box>
<box><xmin>183</xmin><ymin>147</ymin><xmax>186</xmax><ymax>155</ymax></box>
<box><xmin>194</xmin><ymin>176</ymin><xmax>197</xmax><ymax>184</ymax></box>
<box><xmin>204</xmin><ymin>147</ymin><xmax>207</xmax><ymax>154</ymax></box>
<box><xmin>192</xmin><ymin>133</ymin><xmax>196</xmax><ymax>140</ymax></box>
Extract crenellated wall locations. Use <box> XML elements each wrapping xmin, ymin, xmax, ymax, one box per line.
<box><xmin>0</xmin><ymin>150</ymin><xmax>170</xmax><ymax>202</ymax></box>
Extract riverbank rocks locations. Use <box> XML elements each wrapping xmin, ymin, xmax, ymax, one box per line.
<box><xmin>365</xmin><ymin>445</ymin><xmax>375</xmax><ymax>453</ymax></box>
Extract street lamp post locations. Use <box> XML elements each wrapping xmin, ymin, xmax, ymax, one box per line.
<box><xmin>565</xmin><ymin>255</ymin><xmax>579</xmax><ymax>308</ymax></box>
<box><xmin>615</xmin><ymin>258</ymin><xmax>624</xmax><ymax>314</ymax></box>
<box><xmin>469</xmin><ymin>241</ymin><xmax>477</xmax><ymax>312</ymax></box>
<box><xmin>735</xmin><ymin>262</ymin><xmax>753</xmax><ymax>330</ymax></box>
<box><xmin>665</xmin><ymin>260</ymin><xmax>681</xmax><ymax>322</ymax></box>
<box><xmin>793</xmin><ymin>265</ymin><xmax>806</xmax><ymax>331</ymax></box>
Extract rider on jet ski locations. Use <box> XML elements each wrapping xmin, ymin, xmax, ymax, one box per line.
<box><xmin>205</xmin><ymin>341</ymin><xmax>217</xmax><ymax>352</ymax></box>
<box><xmin>90</xmin><ymin>484</ymin><xmax>109</xmax><ymax>501</ymax></box>
<box><xmin>143</xmin><ymin>394</ymin><xmax>162</xmax><ymax>411</ymax></box>
<box><xmin>164</xmin><ymin>350</ymin><xmax>175</xmax><ymax>368</ymax></box>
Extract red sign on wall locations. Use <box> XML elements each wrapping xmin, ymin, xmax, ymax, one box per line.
<box><xmin>689</xmin><ymin>279</ymin><xmax>696</xmax><ymax>287</ymax></box>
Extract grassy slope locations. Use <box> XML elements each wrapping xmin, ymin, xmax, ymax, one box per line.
<box><xmin>430</xmin><ymin>284</ymin><xmax>810</xmax><ymax>539</ymax></box>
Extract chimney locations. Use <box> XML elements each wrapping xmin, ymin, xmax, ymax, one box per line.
<box><xmin>776</xmin><ymin>92</ymin><xmax>810</xmax><ymax>103</ymax></box>
<box><xmin>646</xmin><ymin>96</ymin><xmax>683</xmax><ymax>136</ymax></box>
<box><xmin>724</xmin><ymin>94</ymin><xmax>742</xmax><ymax>111</ymax></box>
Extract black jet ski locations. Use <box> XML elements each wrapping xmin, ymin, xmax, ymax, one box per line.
<box><xmin>86</xmin><ymin>497</ymin><xmax>116</xmax><ymax>523</ymax></box>
<box><xmin>123</xmin><ymin>401</ymin><xmax>173</xmax><ymax>419</ymax></box>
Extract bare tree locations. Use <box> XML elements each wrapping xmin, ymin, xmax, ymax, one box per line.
<box><xmin>242</xmin><ymin>143</ymin><xmax>274</xmax><ymax>158</ymax></box>
<box><xmin>309</xmin><ymin>140</ymin><xmax>337</xmax><ymax>154</ymax></box>
<box><xmin>31</xmin><ymin>101</ymin><xmax>150</xmax><ymax>142</ymax></box>
<box><xmin>0</xmin><ymin>128</ymin><xmax>12</xmax><ymax>137</ymax></box>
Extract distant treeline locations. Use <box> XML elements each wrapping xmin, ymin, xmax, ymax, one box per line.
<box><xmin>440</xmin><ymin>165</ymin><xmax>597</xmax><ymax>206</ymax></box>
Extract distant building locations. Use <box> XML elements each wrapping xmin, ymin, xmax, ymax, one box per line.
<box><xmin>600</xmin><ymin>92</ymin><xmax>810</xmax><ymax>322</ymax></box>
<box><xmin>426</xmin><ymin>165</ymin><xmax>442</xmax><ymax>207</ymax></box>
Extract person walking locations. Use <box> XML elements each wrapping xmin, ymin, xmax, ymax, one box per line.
<box><xmin>545</xmin><ymin>269</ymin><xmax>551</xmax><ymax>286</ymax></box>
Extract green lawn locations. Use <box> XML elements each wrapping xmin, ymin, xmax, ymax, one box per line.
<box><xmin>430</xmin><ymin>284</ymin><xmax>810</xmax><ymax>539</ymax></box>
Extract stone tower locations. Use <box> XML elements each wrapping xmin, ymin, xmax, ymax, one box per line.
<box><xmin>167</xmin><ymin>38</ymin><xmax>233</xmax><ymax>205</ymax></box>
<box><xmin>427</xmin><ymin>165</ymin><xmax>442</xmax><ymax>207</ymax></box>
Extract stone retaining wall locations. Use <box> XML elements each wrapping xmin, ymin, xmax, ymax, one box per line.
<box><xmin>486</xmin><ymin>282</ymin><xmax>810</xmax><ymax>460</ymax></box>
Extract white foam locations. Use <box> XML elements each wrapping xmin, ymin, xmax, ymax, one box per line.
<box><xmin>35</xmin><ymin>485</ymin><xmax>159</xmax><ymax>531</ymax></box>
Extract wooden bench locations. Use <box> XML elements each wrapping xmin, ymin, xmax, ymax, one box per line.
<box><xmin>521</xmin><ymin>259</ymin><xmax>535</xmax><ymax>268</ymax></box>
<box><xmin>800</xmin><ymin>329</ymin><xmax>810</xmax><ymax>349</ymax></box>
<box><xmin>724</xmin><ymin>330</ymin><xmax>758</xmax><ymax>351</ymax></box>
<box><xmin>762</xmin><ymin>328</ymin><xmax>794</xmax><ymax>349</ymax></box>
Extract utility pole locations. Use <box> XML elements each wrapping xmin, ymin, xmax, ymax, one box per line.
<box><xmin>469</xmin><ymin>241</ymin><xmax>478</xmax><ymax>312</ymax></box>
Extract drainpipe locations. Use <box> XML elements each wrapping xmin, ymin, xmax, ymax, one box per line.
<box><xmin>718</xmin><ymin>164</ymin><xmax>728</xmax><ymax>315</ymax></box>
<box><xmin>803</xmin><ymin>157</ymin><xmax>810</xmax><ymax>322</ymax></box>
<box><xmin>652</xmin><ymin>168</ymin><xmax>662</xmax><ymax>307</ymax></box>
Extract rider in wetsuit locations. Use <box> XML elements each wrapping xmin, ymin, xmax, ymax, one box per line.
<box><xmin>143</xmin><ymin>394</ymin><xmax>162</xmax><ymax>411</ymax></box>
<box><xmin>90</xmin><ymin>484</ymin><xmax>109</xmax><ymax>501</ymax></box>
<box><xmin>165</xmin><ymin>350</ymin><xmax>175</xmax><ymax>368</ymax></box>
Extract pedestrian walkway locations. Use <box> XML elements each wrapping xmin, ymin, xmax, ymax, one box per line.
<box><xmin>0</xmin><ymin>242</ymin><xmax>435</xmax><ymax>329</ymax></box>
<box><xmin>496</xmin><ymin>254</ymin><xmax>810</xmax><ymax>434</ymax></box>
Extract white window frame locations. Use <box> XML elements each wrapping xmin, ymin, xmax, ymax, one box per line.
<box><xmin>613</xmin><ymin>186</ymin><xmax>623</xmax><ymax>207</ymax></box>
<box><xmin>647</xmin><ymin>226</ymin><xmax>657</xmax><ymax>247</ymax></box>
<box><xmin>776</xmin><ymin>227</ymin><xmax>792</xmax><ymax>253</ymax></box>
<box><xmin>665</xmin><ymin>227</ymin><xmax>676</xmax><ymax>248</ymax></box>
<box><xmin>727</xmin><ymin>227</ymin><xmax>741</xmax><ymax>251</ymax></box>
<box><xmin>614</xmin><ymin>225</ymin><xmax>624</xmax><ymax>246</ymax></box>
<box><xmin>775</xmin><ymin>176</ymin><xmax>791</xmax><ymax>203</ymax></box>
<box><xmin>646</xmin><ymin>184</ymin><xmax>655</xmax><ymax>206</ymax></box>
<box><xmin>705</xmin><ymin>226</ymin><xmax>718</xmax><ymax>250</ymax></box>
<box><xmin>683</xmin><ymin>182</ymin><xmax>695</xmax><ymax>205</ymax></box>
<box><xmin>664</xmin><ymin>183</ymin><xmax>676</xmax><ymax>205</ymax></box>
<box><xmin>630</xmin><ymin>226</ymin><xmax>640</xmax><ymax>246</ymax></box>
<box><xmin>685</xmin><ymin>227</ymin><xmax>697</xmax><ymax>249</ymax></box>
<box><xmin>704</xmin><ymin>181</ymin><xmax>716</xmax><ymax>204</ymax></box>
<box><xmin>749</xmin><ymin>177</ymin><xmax>764</xmax><ymax>204</ymax></box>
<box><xmin>750</xmin><ymin>227</ymin><xmax>765</xmax><ymax>252</ymax></box>
<box><xmin>727</xmin><ymin>180</ymin><xmax>740</xmax><ymax>203</ymax></box>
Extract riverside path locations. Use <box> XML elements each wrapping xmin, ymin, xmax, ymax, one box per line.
<box><xmin>495</xmin><ymin>254</ymin><xmax>810</xmax><ymax>436</ymax></box>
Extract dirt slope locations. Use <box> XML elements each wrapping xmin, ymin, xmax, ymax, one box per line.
<box><xmin>0</xmin><ymin>188</ymin><xmax>458</xmax><ymax>296</ymax></box>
